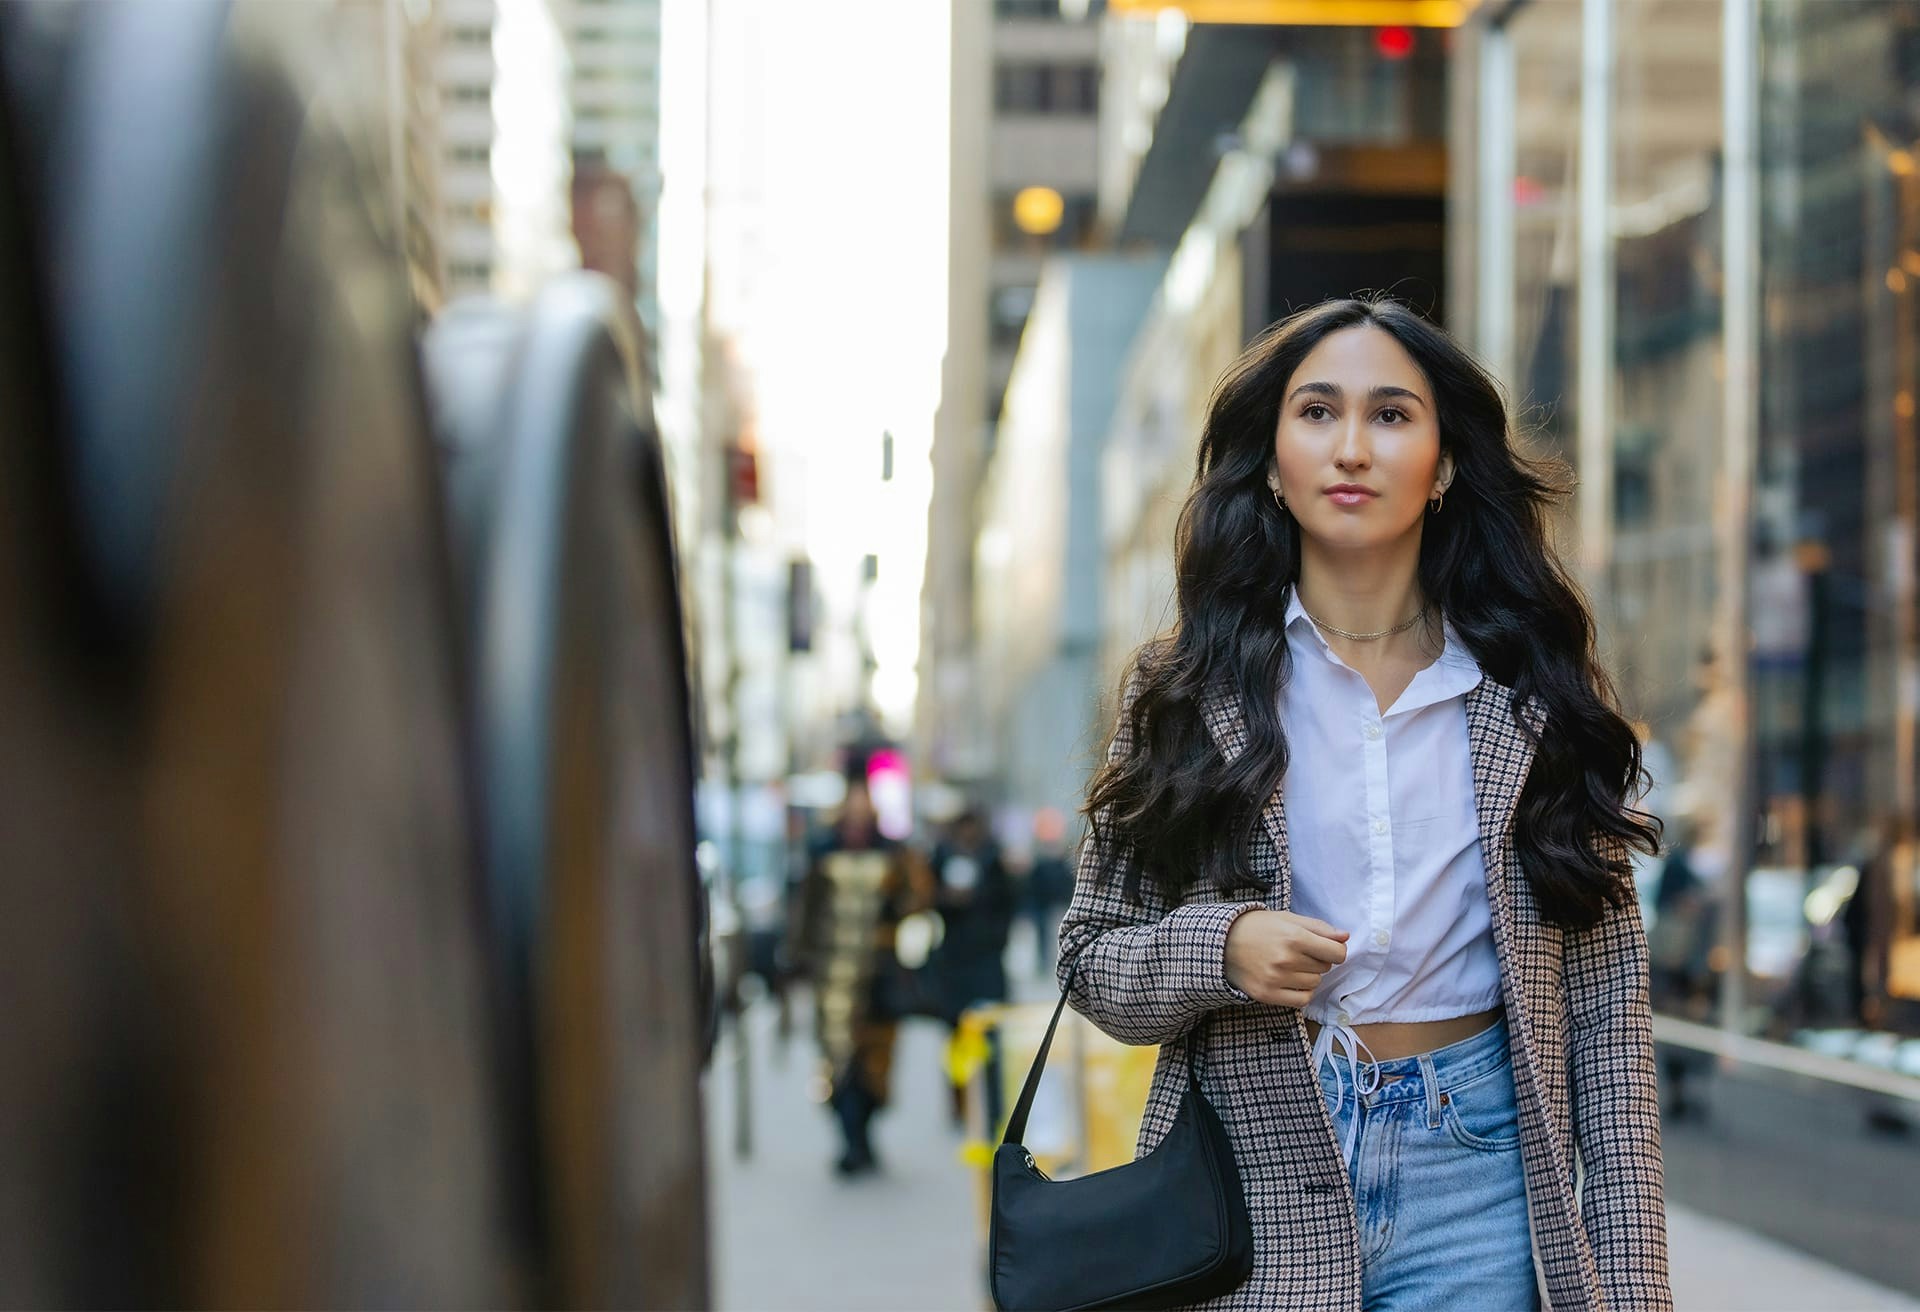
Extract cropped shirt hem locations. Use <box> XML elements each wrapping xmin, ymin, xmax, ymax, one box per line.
<box><xmin>1301</xmin><ymin>988</ymin><xmax>1505</xmax><ymax>1027</ymax></box>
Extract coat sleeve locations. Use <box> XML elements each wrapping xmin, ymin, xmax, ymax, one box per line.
<box><xmin>1564</xmin><ymin>834</ymin><xmax>1673</xmax><ymax>1312</ymax></box>
<box><xmin>1055</xmin><ymin>674</ymin><xmax>1265</xmax><ymax>1046</ymax></box>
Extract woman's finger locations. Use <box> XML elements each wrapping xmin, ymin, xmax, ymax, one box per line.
<box><xmin>1296</xmin><ymin>933</ymin><xmax>1350</xmax><ymax>966</ymax></box>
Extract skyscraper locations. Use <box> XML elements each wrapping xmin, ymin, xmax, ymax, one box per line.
<box><xmin>554</xmin><ymin>0</ymin><xmax>664</xmax><ymax>359</ymax></box>
<box><xmin>436</xmin><ymin>0</ymin><xmax>498</xmax><ymax>298</ymax></box>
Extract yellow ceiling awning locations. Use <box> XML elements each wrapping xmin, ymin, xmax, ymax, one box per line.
<box><xmin>1108</xmin><ymin>0</ymin><xmax>1479</xmax><ymax>27</ymax></box>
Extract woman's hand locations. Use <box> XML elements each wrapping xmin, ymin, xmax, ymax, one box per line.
<box><xmin>1224</xmin><ymin>910</ymin><xmax>1349</xmax><ymax>1008</ymax></box>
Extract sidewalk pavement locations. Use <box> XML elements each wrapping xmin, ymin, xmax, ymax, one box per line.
<box><xmin>706</xmin><ymin>961</ymin><xmax>1919</xmax><ymax>1312</ymax></box>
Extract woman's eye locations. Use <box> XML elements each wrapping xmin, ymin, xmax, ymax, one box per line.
<box><xmin>1302</xmin><ymin>403</ymin><xmax>1331</xmax><ymax>421</ymax></box>
<box><xmin>1378</xmin><ymin>407</ymin><xmax>1406</xmax><ymax>424</ymax></box>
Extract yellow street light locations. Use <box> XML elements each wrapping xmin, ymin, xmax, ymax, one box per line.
<box><xmin>1012</xmin><ymin>186</ymin><xmax>1066</xmax><ymax>237</ymax></box>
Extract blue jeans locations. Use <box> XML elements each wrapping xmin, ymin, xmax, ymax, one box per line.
<box><xmin>1314</xmin><ymin>1012</ymin><xmax>1540</xmax><ymax>1312</ymax></box>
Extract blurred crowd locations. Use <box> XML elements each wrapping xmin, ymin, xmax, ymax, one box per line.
<box><xmin>724</xmin><ymin>751</ymin><xmax>1075</xmax><ymax>1178</ymax></box>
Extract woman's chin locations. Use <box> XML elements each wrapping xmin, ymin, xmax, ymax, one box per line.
<box><xmin>1298</xmin><ymin>516</ymin><xmax>1416</xmax><ymax>551</ymax></box>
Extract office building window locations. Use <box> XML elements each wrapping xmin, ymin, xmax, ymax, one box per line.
<box><xmin>994</xmin><ymin>61</ymin><xmax>1098</xmax><ymax>115</ymax></box>
<box><xmin>994</xmin><ymin>0</ymin><xmax>1061</xmax><ymax>18</ymax></box>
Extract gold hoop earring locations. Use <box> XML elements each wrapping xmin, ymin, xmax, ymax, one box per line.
<box><xmin>1272</xmin><ymin>487</ymin><xmax>1287</xmax><ymax>511</ymax></box>
<box><xmin>1429</xmin><ymin>490</ymin><xmax>1445</xmax><ymax>515</ymax></box>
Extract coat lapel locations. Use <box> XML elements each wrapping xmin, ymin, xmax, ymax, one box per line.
<box><xmin>1463</xmin><ymin>678</ymin><xmax>1545</xmax><ymax>908</ymax></box>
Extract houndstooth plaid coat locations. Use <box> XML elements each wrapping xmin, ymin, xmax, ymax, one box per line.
<box><xmin>1057</xmin><ymin>673</ymin><xmax>1671</xmax><ymax>1311</ymax></box>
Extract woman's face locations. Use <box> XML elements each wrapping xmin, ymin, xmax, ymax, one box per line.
<box><xmin>1269</xmin><ymin>324</ymin><xmax>1452</xmax><ymax>551</ymax></box>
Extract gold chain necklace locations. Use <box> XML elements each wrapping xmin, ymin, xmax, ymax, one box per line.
<box><xmin>1303</xmin><ymin>604</ymin><xmax>1427</xmax><ymax>642</ymax></box>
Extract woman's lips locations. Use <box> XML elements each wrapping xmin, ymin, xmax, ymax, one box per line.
<box><xmin>1325</xmin><ymin>488</ymin><xmax>1378</xmax><ymax>506</ymax></box>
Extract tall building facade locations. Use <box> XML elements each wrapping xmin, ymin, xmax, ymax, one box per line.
<box><xmin>554</xmin><ymin>0</ymin><xmax>664</xmax><ymax>365</ymax></box>
<box><xmin>922</xmin><ymin>0</ymin><xmax>1103</xmax><ymax>789</ymax></box>
<box><xmin>975</xmin><ymin>254</ymin><xmax>1164</xmax><ymax>819</ymax></box>
<box><xmin>435</xmin><ymin>0</ymin><xmax>498</xmax><ymax>298</ymax></box>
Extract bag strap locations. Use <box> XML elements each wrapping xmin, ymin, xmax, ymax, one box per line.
<box><xmin>1000</xmin><ymin>962</ymin><xmax>1203</xmax><ymax>1149</ymax></box>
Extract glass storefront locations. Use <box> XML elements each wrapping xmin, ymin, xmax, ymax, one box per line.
<box><xmin>1462</xmin><ymin>0</ymin><xmax>1920</xmax><ymax>1085</ymax></box>
<box><xmin>1754</xmin><ymin>0</ymin><xmax>1920</xmax><ymax>1053</ymax></box>
<box><xmin>1508</xmin><ymin>0</ymin><xmax>1582</xmax><ymax>461</ymax></box>
<box><xmin>1608</xmin><ymin>0</ymin><xmax>1727</xmax><ymax>1030</ymax></box>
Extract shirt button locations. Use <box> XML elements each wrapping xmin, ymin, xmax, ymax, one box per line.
<box><xmin>1372</xmin><ymin>817</ymin><xmax>1388</xmax><ymax>836</ymax></box>
<box><xmin>1336</xmin><ymin>1011</ymin><xmax>1350</xmax><ymax>1024</ymax></box>
<box><xmin>1364</xmin><ymin>723</ymin><xmax>1382</xmax><ymax>740</ymax></box>
<box><xmin>1374</xmin><ymin>931</ymin><xmax>1390</xmax><ymax>947</ymax></box>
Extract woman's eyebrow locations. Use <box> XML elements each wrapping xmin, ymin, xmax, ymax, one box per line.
<box><xmin>1285</xmin><ymin>381</ymin><xmax>1427</xmax><ymax>407</ymax></box>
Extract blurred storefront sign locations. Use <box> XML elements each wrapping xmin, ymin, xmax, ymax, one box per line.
<box><xmin>1109</xmin><ymin>0</ymin><xmax>1478</xmax><ymax>26</ymax></box>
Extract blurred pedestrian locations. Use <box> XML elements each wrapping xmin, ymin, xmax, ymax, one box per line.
<box><xmin>1059</xmin><ymin>297</ymin><xmax>1671</xmax><ymax>1309</ymax></box>
<box><xmin>925</xmin><ymin>808</ymin><xmax>1015</xmax><ymax>1025</ymax></box>
<box><xmin>1023</xmin><ymin>807</ymin><xmax>1074</xmax><ymax>976</ymax></box>
<box><xmin>922</xmin><ymin>807</ymin><xmax>1014</xmax><ymax>1126</ymax></box>
<box><xmin>789</xmin><ymin>763</ymin><xmax>931</xmax><ymax>1176</ymax></box>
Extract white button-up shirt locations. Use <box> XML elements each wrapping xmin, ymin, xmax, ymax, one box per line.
<box><xmin>1278</xmin><ymin>588</ymin><xmax>1501</xmax><ymax>1156</ymax></box>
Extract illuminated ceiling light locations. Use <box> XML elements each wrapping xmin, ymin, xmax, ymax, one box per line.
<box><xmin>1889</xmin><ymin>149</ymin><xmax>1916</xmax><ymax>176</ymax></box>
<box><xmin>1012</xmin><ymin>186</ymin><xmax>1066</xmax><ymax>236</ymax></box>
<box><xmin>1374</xmin><ymin>25</ymin><xmax>1415</xmax><ymax>59</ymax></box>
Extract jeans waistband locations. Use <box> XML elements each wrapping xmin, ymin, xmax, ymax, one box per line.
<box><xmin>1314</xmin><ymin>1011</ymin><xmax>1511</xmax><ymax>1107</ymax></box>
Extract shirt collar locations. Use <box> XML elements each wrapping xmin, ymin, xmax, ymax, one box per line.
<box><xmin>1283</xmin><ymin>586</ymin><xmax>1485</xmax><ymax>705</ymax></box>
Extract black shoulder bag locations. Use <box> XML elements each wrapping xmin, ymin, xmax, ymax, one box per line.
<box><xmin>987</xmin><ymin>966</ymin><xmax>1254</xmax><ymax>1311</ymax></box>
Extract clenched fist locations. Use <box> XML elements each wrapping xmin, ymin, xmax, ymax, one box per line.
<box><xmin>1223</xmin><ymin>910</ymin><xmax>1349</xmax><ymax>1008</ymax></box>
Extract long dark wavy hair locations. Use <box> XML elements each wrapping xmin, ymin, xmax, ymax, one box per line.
<box><xmin>1083</xmin><ymin>295</ymin><xmax>1659</xmax><ymax>931</ymax></box>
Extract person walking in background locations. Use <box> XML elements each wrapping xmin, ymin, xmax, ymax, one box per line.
<box><xmin>925</xmin><ymin>807</ymin><xmax>1015</xmax><ymax>1025</ymax></box>
<box><xmin>1059</xmin><ymin>296</ymin><xmax>1671</xmax><ymax>1309</ymax></box>
<box><xmin>789</xmin><ymin>761</ymin><xmax>931</xmax><ymax>1177</ymax></box>
<box><xmin>1023</xmin><ymin>807</ymin><xmax>1075</xmax><ymax>976</ymax></box>
<box><xmin>920</xmin><ymin>807</ymin><xmax>1014</xmax><ymax>1127</ymax></box>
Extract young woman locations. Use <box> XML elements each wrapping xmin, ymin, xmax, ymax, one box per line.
<box><xmin>1059</xmin><ymin>297</ymin><xmax>1671</xmax><ymax>1311</ymax></box>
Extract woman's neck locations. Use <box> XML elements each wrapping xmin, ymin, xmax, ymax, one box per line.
<box><xmin>1293</xmin><ymin>567</ymin><xmax>1439</xmax><ymax>665</ymax></box>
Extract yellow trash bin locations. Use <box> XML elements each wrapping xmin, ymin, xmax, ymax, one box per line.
<box><xmin>952</xmin><ymin>1001</ymin><xmax>1164</xmax><ymax>1251</ymax></box>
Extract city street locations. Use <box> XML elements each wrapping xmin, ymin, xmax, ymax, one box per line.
<box><xmin>707</xmin><ymin>1000</ymin><xmax>982</xmax><ymax>1310</ymax></box>
<box><xmin>708</xmin><ymin>950</ymin><xmax>1920</xmax><ymax>1312</ymax></box>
